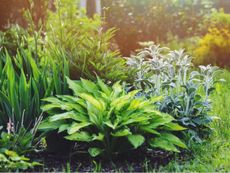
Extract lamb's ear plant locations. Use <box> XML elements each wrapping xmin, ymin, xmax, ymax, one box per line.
<box><xmin>39</xmin><ymin>77</ymin><xmax>186</xmax><ymax>158</ymax></box>
<box><xmin>127</xmin><ymin>44</ymin><xmax>223</xmax><ymax>143</ymax></box>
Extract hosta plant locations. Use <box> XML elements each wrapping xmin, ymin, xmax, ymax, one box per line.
<box><xmin>39</xmin><ymin>77</ymin><xmax>186</xmax><ymax>157</ymax></box>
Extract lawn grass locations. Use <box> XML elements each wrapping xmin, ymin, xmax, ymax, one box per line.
<box><xmin>154</xmin><ymin>69</ymin><xmax>230</xmax><ymax>172</ymax></box>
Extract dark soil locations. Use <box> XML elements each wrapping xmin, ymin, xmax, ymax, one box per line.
<box><xmin>29</xmin><ymin>149</ymin><xmax>177</xmax><ymax>172</ymax></box>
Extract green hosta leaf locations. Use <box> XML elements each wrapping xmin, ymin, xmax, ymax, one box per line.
<box><xmin>65</xmin><ymin>131</ymin><xmax>92</xmax><ymax>142</ymax></box>
<box><xmin>88</xmin><ymin>147</ymin><xmax>103</xmax><ymax>157</ymax></box>
<box><xmin>97</xmin><ymin>77</ymin><xmax>111</xmax><ymax>96</ymax></box>
<box><xmin>67</xmin><ymin>122</ymin><xmax>91</xmax><ymax>134</ymax></box>
<box><xmin>56</xmin><ymin>95</ymin><xmax>87</xmax><ymax>109</ymax></box>
<box><xmin>127</xmin><ymin>135</ymin><xmax>145</xmax><ymax>149</ymax></box>
<box><xmin>112</xmin><ymin>128</ymin><xmax>131</xmax><ymax>137</ymax></box>
<box><xmin>87</xmin><ymin>103</ymin><xmax>102</xmax><ymax>127</ymax></box>
<box><xmin>81</xmin><ymin>78</ymin><xmax>99</xmax><ymax>93</ymax></box>
<box><xmin>159</xmin><ymin>133</ymin><xmax>187</xmax><ymax>149</ymax></box>
<box><xmin>140</xmin><ymin>126</ymin><xmax>161</xmax><ymax>135</ymax></box>
<box><xmin>149</xmin><ymin>96</ymin><xmax>163</xmax><ymax>103</ymax></box>
<box><xmin>111</xmin><ymin>81</ymin><xmax>123</xmax><ymax>98</ymax></box>
<box><xmin>79</xmin><ymin>93</ymin><xmax>105</xmax><ymax>112</ymax></box>
<box><xmin>38</xmin><ymin>120</ymin><xmax>64</xmax><ymax>131</ymax></box>
<box><xmin>164</xmin><ymin>122</ymin><xmax>186</xmax><ymax>131</ymax></box>
<box><xmin>149</xmin><ymin>133</ymin><xmax>187</xmax><ymax>152</ymax></box>
<box><xmin>112</xmin><ymin>90</ymin><xmax>139</xmax><ymax>111</ymax></box>
<box><xmin>92</xmin><ymin>133</ymin><xmax>104</xmax><ymax>141</ymax></box>
<box><xmin>49</xmin><ymin>111</ymin><xmax>88</xmax><ymax>122</ymax></box>
<box><xmin>105</xmin><ymin>120</ymin><xmax>117</xmax><ymax>130</ymax></box>
<box><xmin>42</xmin><ymin>97</ymin><xmax>62</xmax><ymax>104</ymax></box>
<box><xmin>66</xmin><ymin>77</ymin><xmax>86</xmax><ymax>95</ymax></box>
<box><xmin>148</xmin><ymin>114</ymin><xmax>174</xmax><ymax>129</ymax></box>
<box><xmin>149</xmin><ymin>138</ymin><xmax>179</xmax><ymax>152</ymax></box>
<box><xmin>127</xmin><ymin>99</ymin><xmax>142</xmax><ymax>110</ymax></box>
<box><xmin>58</xmin><ymin>124</ymin><xmax>69</xmax><ymax>133</ymax></box>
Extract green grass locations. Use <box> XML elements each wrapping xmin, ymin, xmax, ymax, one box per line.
<box><xmin>153</xmin><ymin>69</ymin><xmax>230</xmax><ymax>172</ymax></box>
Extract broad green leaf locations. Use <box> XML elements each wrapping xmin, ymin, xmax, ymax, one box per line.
<box><xmin>159</xmin><ymin>133</ymin><xmax>187</xmax><ymax>149</ymax></box>
<box><xmin>79</xmin><ymin>93</ymin><xmax>105</xmax><ymax>111</ymax></box>
<box><xmin>111</xmin><ymin>81</ymin><xmax>123</xmax><ymax>98</ymax></box>
<box><xmin>140</xmin><ymin>127</ymin><xmax>160</xmax><ymax>135</ymax></box>
<box><xmin>81</xmin><ymin>78</ymin><xmax>99</xmax><ymax>93</ymax></box>
<box><xmin>49</xmin><ymin>111</ymin><xmax>88</xmax><ymax>122</ymax></box>
<box><xmin>65</xmin><ymin>131</ymin><xmax>92</xmax><ymax>142</ymax></box>
<box><xmin>105</xmin><ymin>121</ymin><xmax>117</xmax><ymax>130</ymax></box>
<box><xmin>127</xmin><ymin>134</ymin><xmax>145</xmax><ymax>149</ymax></box>
<box><xmin>164</xmin><ymin>122</ymin><xmax>186</xmax><ymax>131</ymax></box>
<box><xmin>92</xmin><ymin>133</ymin><xmax>104</xmax><ymax>141</ymax></box>
<box><xmin>67</xmin><ymin>122</ymin><xmax>91</xmax><ymax>134</ymax></box>
<box><xmin>112</xmin><ymin>128</ymin><xmax>131</xmax><ymax>137</ymax></box>
<box><xmin>66</xmin><ymin>77</ymin><xmax>86</xmax><ymax>95</ymax></box>
<box><xmin>38</xmin><ymin>120</ymin><xmax>64</xmax><ymax>131</ymax></box>
<box><xmin>127</xmin><ymin>99</ymin><xmax>142</xmax><ymax>110</ymax></box>
<box><xmin>97</xmin><ymin>77</ymin><xmax>111</xmax><ymax>96</ymax></box>
<box><xmin>88</xmin><ymin>147</ymin><xmax>103</xmax><ymax>157</ymax></box>
<box><xmin>58</xmin><ymin>124</ymin><xmax>69</xmax><ymax>133</ymax></box>
<box><xmin>149</xmin><ymin>138</ymin><xmax>179</xmax><ymax>152</ymax></box>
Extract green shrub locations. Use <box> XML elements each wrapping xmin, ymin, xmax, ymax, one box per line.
<box><xmin>192</xmin><ymin>10</ymin><xmax>230</xmax><ymax>66</ymax></box>
<box><xmin>127</xmin><ymin>44</ymin><xmax>222</xmax><ymax>143</ymax></box>
<box><xmin>194</xmin><ymin>27</ymin><xmax>230</xmax><ymax>67</ymax></box>
<box><xmin>39</xmin><ymin>77</ymin><xmax>186</xmax><ymax>157</ymax></box>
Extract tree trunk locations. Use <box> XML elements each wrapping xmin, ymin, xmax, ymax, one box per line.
<box><xmin>87</xmin><ymin>0</ymin><xmax>96</xmax><ymax>18</ymax></box>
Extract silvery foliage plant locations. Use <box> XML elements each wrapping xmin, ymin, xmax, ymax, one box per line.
<box><xmin>127</xmin><ymin>44</ymin><xmax>223</xmax><ymax>144</ymax></box>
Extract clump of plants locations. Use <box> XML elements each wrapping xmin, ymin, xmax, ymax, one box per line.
<box><xmin>0</xmin><ymin>125</ymin><xmax>41</xmax><ymax>172</ymax></box>
<box><xmin>45</xmin><ymin>0</ymin><xmax>130</xmax><ymax>82</ymax></box>
<box><xmin>0</xmin><ymin>48</ymin><xmax>69</xmax><ymax>128</ymax></box>
<box><xmin>39</xmin><ymin>77</ymin><xmax>187</xmax><ymax>157</ymax></box>
<box><xmin>0</xmin><ymin>150</ymin><xmax>40</xmax><ymax>172</ymax></box>
<box><xmin>127</xmin><ymin>44</ymin><xmax>222</xmax><ymax>143</ymax></box>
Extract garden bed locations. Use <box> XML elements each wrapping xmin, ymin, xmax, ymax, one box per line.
<box><xmin>31</xmin><ymin>150</ymin><xmax>176</xmax><ymax>172</ymax></box>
